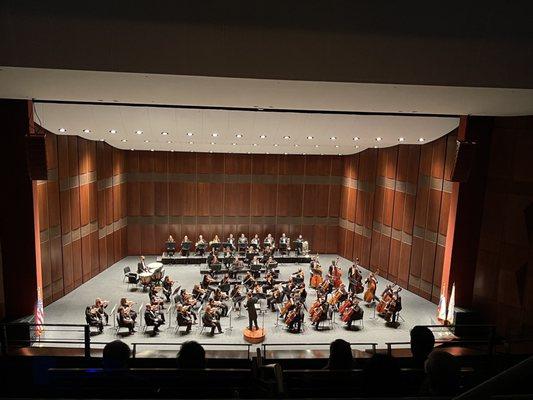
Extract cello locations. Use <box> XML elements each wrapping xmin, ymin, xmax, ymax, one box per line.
<box><xmin>363</xmin><ymin>270</ymin><xmax>379</xmax><ymax>303</ymax></box>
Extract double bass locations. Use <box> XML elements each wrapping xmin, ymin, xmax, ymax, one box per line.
<box><xmin>332</xmin><ymin>265</ymin><xmax>343</xmax><ymax>288</ymax></box>
<box><xmin>363</xmin><ymin>271</ymin><xmax>379</xmax><ymax>303</ymax></box>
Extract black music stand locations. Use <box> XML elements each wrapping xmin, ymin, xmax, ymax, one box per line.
<box><xmin>209</xmin><ymin>263</ymin><xmax>222</xmax><ymax>273</ymax></box>
<box><xmin>211</xmin><ymin>242</ymin><xmax>221</xmax><ymax>253</ymax></box>
<box><xmin>222</xmin><ymin>241</ymin><xmax>234</xmax><ymax>251</ymax></box>
<box><xmin>166</xmin><ymin>241</ymin><xmax>176</xmax><ymax>256</ymax></box>
<box><xmin>237</xmin><ymin>242</ymin><xmax>247</xmax><ymax>254</ymax></box>
<box><xmin>196</xmin><ymin>243</ymin><xmax>207</xmax><ymax>256</ymax></box>
<box><xmin>251</xmin><ymin>242</ymin><xmax>259</xmax><ymax>251</ymax></box>
<box><xmin>181</xmin><ymin>242</ymin><xmax>191</xmax><ymax>257</ymax></box>
<box><xmin>250</xmin><ymin>263</ymin><xmax>263</xmax><ymax>278</ymax></box>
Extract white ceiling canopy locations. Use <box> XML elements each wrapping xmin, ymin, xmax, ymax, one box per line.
<box><xmin>34</xmin><ymin>102</ymin><xmax>459</xmax><ymax>154</ymax></box>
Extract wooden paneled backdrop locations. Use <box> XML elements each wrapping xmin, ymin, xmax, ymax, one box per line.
<box><xmin>338</xmin><ymin>133</ymin><xmax>457</xmax><ymax>303</ymax></box>
<box><xmin>125</xmin><ymin>152</ymin><xmax>341</xmax><ymax>256</ymax></box>
<box><xmin>36</xmin><ymin>133</ymin><xmax>127</xmax><ymax>305</ymax></box>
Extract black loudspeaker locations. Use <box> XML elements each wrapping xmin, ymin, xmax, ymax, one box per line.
<box><xmin>4</xmin><ymin>323</ymin><xmax>31</xmax><ymax>348</ymax></box>
<box><xmin>26</xmin><ymin>135</ymin><xmax>48</xmax><ymax>180</ymax></box>
<box><xmin>453</xmin><ymin>307</ymin><xmax>490</xmax><ymax>338</ymax></box>
<box><xmin>451</xmin><ymin>141</ymin><xmax>477</xmax><ymax>183</ymax></box>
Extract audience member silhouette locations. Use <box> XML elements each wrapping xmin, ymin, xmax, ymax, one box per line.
<box><xmin>422</xmin><ymin>350</ymin><xmax>460</xmax><ymax>396</ymax></box>
<box><xmin>410</xmin><ymin>325</ymin><xmax>435</xmax><ymax>367</ymax></box>
<box><xmin>325</xmin><ymin>339</ymin><xmax>353</xmax><ymax>370</ymax></box>
<box><xmin>102</xmin><ymin>340</ymin><xmax>131</xmax><ymax>370</ymax></box>
<box><xmin>362</xmin><ymin>354</ymin><xmax>401</xmax><ymax>396</ymax></box>
<box><xmin>176</xmin><ymin>341</ymin><xmax>206</xmax><ymax>369</ymax></box>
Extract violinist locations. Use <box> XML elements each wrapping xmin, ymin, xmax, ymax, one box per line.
<box><xmin>201</xmin><ymin>272</ymin><xmax>216</xmax><ymax>290</ymax></box>
<box><xmin>209</xmin><ymin>296</ymin><xmax>228</xmax><ymax>318</ymax></box>
<box><xmin>262</xmin><ymin>272</ymin><xmax>275</xmax><ymax>292</ymax></box>
<box><xmin>94</xmin><ymin>298</ymin><xmax>109</xmax><ymax>325</ymax></box>
<box><xmin>192</xmin><ymin>284</ymin><xmax>207</xmax><ymax>301</ymax></box>
<box><xmin>203</xmin><ymin>303</ymin><xmax>223</xmax><ymax>335</ymax></box>
<box><xmin>149</xmin><ymin>285</ymin><xmax>165</xmax><ymax>309</ymax></box>
<box><xmin>265</xmin><ymin>256</ymin><xmax>278</xmax><ymax>276</ymax></box>
<box><xmin>118</xmin><ymin>298</ymin><xmax>136</xmax><ymax>333</ymax></box>
<box><xmin>267</xmin><ymin>285</ymin><xmax>283</xmax><ymax>311</ymax></box>
<box><xmin>144</xmin><ymin>304</ymin><xmax>164</xmax><ymax>333</ymax></box>
<box><xmin>181</xmin><ymin>235</ymin><xmax>191</xmax><ymax>257</ymax></box>
<box><xmin>85</xmin><ymin>305</ymin><xmax>104</xmax><ymax>333</ymax></box>
<box><xmin>162</xmin><ymin>276</ymin><xmax>174</xmax><ymax>302</ymax></box>
<box><xmin>176</xmin><ymin>304</ymin><xmax>193</xmax><ymax>333</ymax></box>
<box><xmin>207</xmin><ymin>249</ymin><xmax>219</xmax><ymax>267</ymax></box>
<box><xmin>243</xmin><ymin>272</ymin><xmax>256</xmax><ymax>290</ymax></box>
<box><xmin>195</xmin><ymin>235</ymin><xmax>207</xmax><ymax>256</ymax></box>
<box><xmin>219</xmin><ymin>274</ymin><xmax>231</xmax><ymax>292</ymax></box>
<box><xmin>252</xmin><ymin>282</ymin><xmax>263</xmax><ymax>296</ymax></box>
<box><xmin>285</xmin><ymin>302</ymin><xmax>303</xmax><ymax>333</ymax></box>
<box><xmin>214</xmin><ymin>287</ymin><xmax>229</xmax><ymax>301</ymax></box>
<box><xmin>230</xmin><ymin>285</ymin><xmax>245</xmax><ymax>310</ymax></box>
<box><xmin>229</xmin><ymin>257</ymin><xmax>244</xmax><ymax>279</ymax></box>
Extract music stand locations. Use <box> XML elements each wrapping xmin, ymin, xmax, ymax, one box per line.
<box><xmin>210</xmin><ymin>263</ymin><xmax>222</xmax><ymax>273</ymax></box>
<box><xmin>181</xmin><ymin>242</ymin><xmax>191</xmax><ymax>257</ymax></box>
<box><xmin>222</xmin><ymin>242</ymin><xmax>234</xmax><ymax>251</ymax></box>
<box><xmin>196</xmin><ymin>243</ymin><xmax>207</xmax><ymax>256</ymax></box>
<box><xmin>250</xmin><ymin>263</ymin><xmax>262</xmax><ymax>278</ymax></box>
<box><xmin>279</xmin><ymin>242</ymin><xmax>288</xmax><ymax>256</ymax></box>
<box><xmin>237</xmin><ymin>242</ymin><xmax>247</xmax><ymax>254</ymax></box>
<box><xmin>211</xmin><ymin>242</ymin><xmax>221</xmax><ymax>253</ymax></box>
<box><xmin>166</xmin><ymin>241</ymin><xmax>176</xmax><ymax>256</ymax></box>
<box><xmin>250</xmin><ymin>242</ymin><xmax>259</xmax><ymax>250</ymax></box>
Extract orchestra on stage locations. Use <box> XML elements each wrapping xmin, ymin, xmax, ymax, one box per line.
<box><xmin>86</xmin><ymin>232</ymin><xmax>404</xmax><ymax>336</ymax></box>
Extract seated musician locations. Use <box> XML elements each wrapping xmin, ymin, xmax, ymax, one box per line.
<box><xmin>201</xmin><ymin>272</ymin><xmax>216</xmax><ymax>291</ymax></box>
<box><xmin>250</xmin><ymin>255</ymin><xmax>262</xmax><ymax>278</ymax></box>
<box><xmin>226</xmin><ymin>233</ymin><xmax>236</xmax><ymax>250</ymax></box>
<box><xmin>213</xmin><ymin>287</ymin><xmax>229</xmax><ymax>302</ymax></box>
<box><xmin>262</xmin><ymin>272</ymin><xmax>275</xmax><ymax>291</ymax></box>
<box><xmin>137</xmin><ymin>255</ymin><xmax>149</xmax><ymax>273</ymax></box>
<box><xmin>94</xmin><ymin>298</ymin><xmax>109</xmax><ymax>325</ymax></box>
<box><xmin>237</xmin><ymin>233</ymin><xmax>248</xmax><ymax>253</ymax></box>
<box><xmin>279</xmin><ymin>233</ymin><xmax>290</xmax><ymax>255</ymax></box>
<box><xmin>252</xmin><ymin>282</ymin><xmax>263</xmax><ymax>296</ymax></box>
<box><xmin>181</xmin><ymin>235</ymin><xmax>192</xmax><ymax>256</ymax></box>
<box><xmin>206</xmin><ymin>248</ymin><xmax>219</xmax><ymax>267</ymax></box>
<box><xmin>209</xmin><ymin>234</ymin><xmax>221</xmax><ymax>252</ymax></box>
<box><xmin>85</xmin><ymin>305</ymin><xmax>104</xmax><ymax>333</ymax></box>
<box><xmin>265</xmin><ymin>256</ymin><xmax>278</xmax><ymax>276</ymax></box>
<box><xmin>286</xmin><ymin>302</ymin><xmax>304</xmax><ymax>333</ymax></box>
<box><xmin>210</xmin><ymin>295</ymin><xmax>229</xmax><ymax>317</ymax></box>
<box><xmin>144</xmin><ymin>304</ymin><xmax>164</xmax><ymax>333</ymax></box>
<box><xmin>267</xmin><ymin>285</ymin><xmax>283</xmax><ymax>311</ymax></box>
<box><xmin>192</xmin><ymin>284</ymin><xmax>207</xmax><ymax>302</ymax></box>
<box><xmin>118</xmin><ymin>297</ymin><xmax>136</xmax><ymax>333</ymax></box>
<box><xmin>203</xmin><ymin>303</ymin><xmax>223</xmax><ymax>334</ymax></box>
<box><xmin>219</xmin><ymin>274</ymin><xmax>231</xmax><ymax>290</ymax></box>
<box><xmin>149</xmin><ymin>285</ymin><xmax>165</xmax><ymax>309</ymax></box>
<box><xmin>230</xmin><ymin>285</ymin><xmax>245</xmax><ymax>310</ymax></box>
<box><xmin>222</xmin><ymin>248</ymin><xmax>234</xmax><ymax>267</ymax></box>
<box><xmin>294</xmin><ymin>234</ymin><xmax>304</xmax><ymax>255</ymax></box>
<box><xmin>263</xmin><ymin>233</ymin><xmax>275</xmax><ymax>249</ymax></box>
<box><xmin>175</xmin><ymin>305</ymin><xmax>193</xmax><ymax>333</ymax></box>
<box><xmin>298</xmin><ymin>284</ymin><xmax>308</xmax><ymax>303</ymax></box>
<box><xmin>162</xmin><ymin>276</ymin><xmax>174</xmax><ymax>302</ymax></box>
<box><xmin>243</xmin><ymin>271</ymin><xmax>256</xmax><ymax>290</ymax></box>
<box><xmin>320</xmin><ymin>275</ymin><xmax>334</xmax><ymax>295</ymax></box>
<box><xmin>229</xmin><ymin>257</ymin><xmax>244</xmax><ymax>278</ymax></box>
<box><xmin>344</xmin><ymin>300</ymin><xmax>364</xmax><ymax>329</ymax></box>
<box><xmin>177</xmin><ymin>291</ymin><xmax>198</xmax><ymax>322</ymax></box>
<box><xmin>168</xmin><ymin>235</ymin><xmax>175</xmax><ymax>242</ymax></box>
<box><xmin>250</xmin><ymin>234</ymin><xmax>260</xmax><ymax>249</ymax></box>
<box><xmin>245</xmin><ymin>246</ymin><xmax>257</xmax><ymax>263</ymax></box>
<box><xmin>292</xmin><ymin>268</ymin><xmax>304</xmax><ymax>285</ymax></box>
<box><xmin>311</xmin><ymin>299</ymin><xmax>329</xmax><ymax>329</ymax></box>
<box><xmin>195</xmin><ymin>235</ymin><xmax>207</xmax><ymax>256</ymax></box>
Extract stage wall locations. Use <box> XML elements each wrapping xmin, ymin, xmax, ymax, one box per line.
<box><xmin>337</xmin><ymin>133</ymin><xmax>458</xmax><ymax>303</ymax></box>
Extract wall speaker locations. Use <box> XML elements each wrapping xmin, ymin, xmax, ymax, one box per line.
<box><xmin>453</xmin><ymin>307</ymin><xmax>491</xmax><ymax>338</ymax></box>
<box><xmin>451</xmin><ymin>140</ymin><xmax>477</xmax><ymax>183</ymax></box>
<box><xmin>26</xmin><ymin>135</ymin><xmax>48</xmax><ymax>180</ymax></box>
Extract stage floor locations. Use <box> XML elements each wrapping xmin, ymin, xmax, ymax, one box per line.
<box><xmin>40</xmin><ymin>254</ymin><xmax>442</xmax><ymax>355</ymax></box>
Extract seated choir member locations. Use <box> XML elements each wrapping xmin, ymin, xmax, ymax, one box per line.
<box><xmin>238</xmin><ymin>233</ymin><xmax>248</xmax><ymax>252</ymax></box>
<box><xmin>118</xmin><ymin>298</ymin><xmax>136</xmax><ymax>333</ymax></box>
<box><xmin>279</xmin><ymin>233</ymin><xmax>290</xmax><ymax>255</ymax></box>
<box><xmin>250</xmin><ymin>234</ymin><xmax>260</xmax><ymax>249</ymax></box>
<box><xmin>264</xmin><ymin>233</ymin><xmax>275</xmax><ymax>249</ymax></box>
<box><xmin>144</xmin><ymin>304</ymin><xmax>164</xmax><ymax>333</ymax></box>
<box><xmin>162</xmin><ymin>276</ymin><xmax>174</xmax><ymax>302</ymax></box>
<box><xmin>226</xmin><ymin>233</ymin><xmax>236</xmax><ymax>250</ymax></box>
<box><xmin>85</xmin><ymin>305</ymin><xmax>104</xmax><ymax>333</ymax></box>
<box><xmin>294</xmin><ymin>234</ymin><xmax>304</xmax><ymax>255</ymax></box>
<box><xmin>195</xmin><ymin>235</ymin><xmax>207</xmax><ymax>255</ymax></box>
<box><xmin>137</xmin><ymin>255</ymin><xmax>149</xmax><ymax>273</ymax></box>
<box><xmin>176</xmin><ymin>305</ymin><xmax>193</xmax><ymax>333</ymax></box>
<box><xmin>181</xmin><ymin>235</ymin><xmax>191</xmax><ymax>256</ymax></box>
<box><xmin>94</xmin><ymin>298</ymin><xmax>109</xmax><ymax>325</ymax></box>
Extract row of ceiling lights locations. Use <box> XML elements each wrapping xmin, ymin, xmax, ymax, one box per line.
<box><xmin>58</xmin><ymin>128</ymin><xmax>425</xmax><ymax>143</ymax></box>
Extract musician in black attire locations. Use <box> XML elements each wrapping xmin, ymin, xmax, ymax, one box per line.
<box><xmin>137</xmin><ymin>255</ymin><xmax>149</xmax><ymax>273</ymax></box>
<box><xmin>162</xmin><ymin>276</ymin><xmax>173</xmax><ymax>302</ymax></box>
<box><xmin>144</xmin><ymin>304</ymin><xmax>164</xmax><ymax>333</ymax></box>
<box><xmin>181</xmin><ymin>235</ymin><xmax>191</xmax><ymax>256</ymax></box>
<box><xmin>85</xmin><ymin>306</ymin><xmax>104</xmax><ymax>333</ymax></box>
<box><xmin>244</xmin><ymin>292</ymin><xmax>259</xmax><ymax>330</ymax></box>
<box><xmin>287</xmin><ymin>303</ymin><xmax>303</xmax><ymax>333</ymax></box>
<box><xmin>176</xmin><ymin>305</ymin><xmax>193</xmax><ymax>333</ymax></box>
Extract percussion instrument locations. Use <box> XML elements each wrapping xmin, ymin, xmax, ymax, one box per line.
<box><xmin>152</xmin><ymin>267</ymin><xmax>164</xmax><ymax>281</ymax></box>
<box><xmin>148</xmin><ymin>262</ymin><xmax>163</xmax><ymax>270</ymax></box>
<box><xmin>139</xmin><ymin>272</ymin><xmax>152</xmax><ymax>285</ymax></box>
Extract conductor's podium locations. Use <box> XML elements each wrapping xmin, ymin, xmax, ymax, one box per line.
<box><xmin>243</xmin><ymin>327</ymin><xmax>266</xmax><ymax>344</ymax></box>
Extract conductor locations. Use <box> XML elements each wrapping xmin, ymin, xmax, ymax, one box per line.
<box><xmin>244</xmin><ymin>292</ymin><xmax>259</xmax><ymax>331</ymax></box>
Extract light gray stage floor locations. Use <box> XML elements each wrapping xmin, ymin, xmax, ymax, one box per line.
<box><xmin>40</xmin><ymin>254</ymin><xmax>444</xmax><ymax>356</ymax></box>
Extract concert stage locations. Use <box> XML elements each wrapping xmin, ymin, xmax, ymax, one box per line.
<box><xmin>39</xmin><ymin>254</ymin><xmax>443</xmax><ymax>355</ymax></box>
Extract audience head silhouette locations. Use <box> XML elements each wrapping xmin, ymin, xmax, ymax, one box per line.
<box><xmin>326</xmin><ymin>339</ymin><xmax>353</xmax><ymax>370</ymax></box>
<box><xmin>176</xmin><ymin>341</ymin><xmax>206</xmax><ymax>369</ymax></box>
<box><xmin>424</xmin><ymin>350</ymin><xmax>460</xmax><ymax>396</ymax></box>
<box><xmin>102</xmin><ymin>340</ymin><xmax>131</xmax><ymax>370</ymax></box>
<box><xmin>410</xmin><ymin>325</ymin><xmax>435</xmax><ymax>365</ymax></box>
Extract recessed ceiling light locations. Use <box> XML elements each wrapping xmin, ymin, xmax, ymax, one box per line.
<box><xmin>99</xmin><ymin>139</ymin><xmax>105</xmax><ymax>142</ymax></box>
<box><xmin>130</xmin><ymin>148</ymin><xmax>134</xmax><ymax>151</ymax></box>
<box><xmin>338</xmin><ymin>153</ymin><xmax>342</xmax><ymax>156</ymax></box>
<box><xmin>259</xmin><ymin>135</ymin><xmax>266</xmax><ymax>139</ymax></box>
<box><xmin>235</xmin><ymin>134</ymin><xmax>243</xmax><ymax>138</ymax></box>
<box><xmin>188</xmin><ymin>141</ymin><xmax>193</xmax><ymax>145</ymax></box>
<box><xmin>335</xmin><ymin>145</ymin><xmax>339</xmax><ymax>148</ymax></box>
<box><xmin>212</xmin><ymin>133</ymin><xmax>218</xmax><ymax>137</ymax></box>
<box><xmin>135</xmin><ymin>130</ymin><xmax>143</xmax><ymax>135</ymax></box>
<box><xmin>273</xmin><ymin>144</ymin><xmax>279</xmax><ymax>147</ymax></box>
<box><xmin>315</xmin><ymin>144</ymin><xmax>319</xmax><ymax>148</ymax></box>
<box><xmin>121</xmin><ymin>139</ymin><xmax>127</xmax><ymax>142</ymax></box>
<box><xmin>144</xmin><ymin>140</ymin><xmax>149</xmax><ymax>143</ymax></box>
<box><xmin>83</xmin><ymin>129</ymin><xmax>91</xmax><ymax>134</ymax></box>
<box><xmin>374</xmin><ymin>145</ymin><xmax>378</xmax><ymax>148</ymax></box>
<box><xmin>418</xmin><ymin>137</ymin><xmax>425</xmax><ymax>142</ymax></box>
<box><xmin>58</xmin><ymin>128</ymin><xmax>67</xmax><ymax>133</ymax></box>
<box><xmin>284</xmin><ymin>152</ymin><xmax>288</xmax><ymax>155</ymax></box>
<box><xmin>283</xmin><ymin>135</ymin><xmax>291</xmax><ymax>140</ymax></box>
<box><xmin>167</xmin><ymin>141</ymin><xmax>172</xmax><ymax>144</ymax></box>
<box><xmin>161</xmin><ymin>131</ymin><xmax>168</xmax><ymax>135</ymax></box>
<box><xmin>209</xmin><ymin>150</ymin><xmax>213</xmax><ymax>153</ymax></box>
<box><xmin>330</xmin><ymin>136</ymin><xmax>337</xmax><ymax>140</ymax></box>
<box><xmin>109</xmin><ymin>129</ymin><xmax>117</xmax><ymax>134</ymax></box>
<box><xmin>232</xmin><ymin>143</ymin><xmax>237</xmax><ymax>146</ymax></box>
<box><xmin>150</xmin><ymin>149</ymin><xmax>154</xmax><ymax>152</ymax></box>
<box><xmin>210</xmin><ymin>142</ymin><xmax>215</xmax><ymax>145</ymax></box>
<box><xmin>398</xmin><ymin>137</ymin><xmax>405</xmax><ymax>142</ymax></box>
<box><xmin>376</xmin><ymin>137</ymin><xmax>382</xmax><ymax>141</ymax></box>
<box><xmin>353</xmin><ymin>137</ymin><xmax>359</xmax><ymax>141</ymax></box>
<box><xmin>252</xmin><ymin>143</ymin><xmax>258</xmax><ymax>147</ymax></box>
<box><xmin>294</xmin><ymin>144</ymin><xmax>299</xmax><ymax>147</ymax></box>
<box><xmin>187</xmin><ymin>132</ymin><xmax>194</xmax><ymax>136</ymax></box>
<box><xmin>170</xmin><ymin>149</ymin><xmax>174</xmax><ymax>152</ymax></box>
<box><xmin>247</xmin><ymin>152</ymin><xmax>251</xmax><ymax>154</ymax></box>
<box><xmin>307</xmin><ymin>136</ymin><xmax>314</xmax><ymax>140</ymax></box>
<box><xmin>355</xmin><ymin>145</ymin><xmax>359</xmax><ymax>149</ymax></box>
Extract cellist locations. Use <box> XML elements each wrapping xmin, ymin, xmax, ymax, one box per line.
<box><xmin>363</xmin><ymin>271</ymin><xmax>379</xmax><ymax>303</ymax></box>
